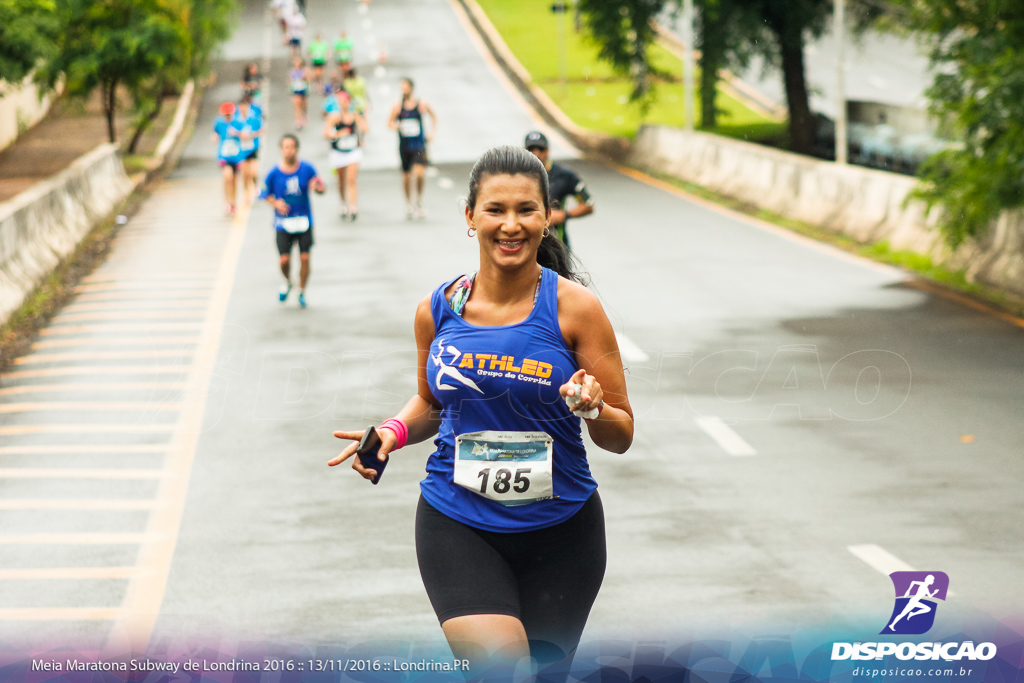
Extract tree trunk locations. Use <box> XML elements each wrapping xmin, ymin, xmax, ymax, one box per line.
<box><xmin>127</xmin><ymin>94</ymin><xmax>166</xmax><ymax>155</ymax></box>
<box><xmin>105</xmin><ymin>80</ymin><xmax>118</xmax><ymax>144</ymax></box>
<box><xmin>698</xmin><ymin>17</ymin><xmax>726</xmax><ymax>129</ymax></box>
<box><xmin>777</xmin><ymin>37</ymin><xmax>814</xmax><ymax>154</ymax></box>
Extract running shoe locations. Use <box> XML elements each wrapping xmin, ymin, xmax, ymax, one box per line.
<box><xmin>225</xmin><ymin>203</ymin><xmax>235</xmax><ymax>216</ymax></box>
<box><xmin>349</xmin><ymin>212</ymin><xmax>357</xmax><ymax>222</ymax></box>
<box><xmin>414</xmin><ymin>205</ymin><xmax>428</xmax><ymax>220</ymax></box>
<box><xmin>406</xmin><ymin>205</ymin><xmax>415</xmax><ymax>220</ymax></box>
<box><xmin>298</xmin><ymin>291</ymin><xmax>307</xmax><ymax>309</ymax></box>
<box><xmin>278</xmin><ymin>282</ymin><xmax>292</xmax><ymax>302</ymax></box>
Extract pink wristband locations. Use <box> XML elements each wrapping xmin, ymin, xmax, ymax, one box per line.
<box><xmin>379</xmin><ymin>418</ymin><xmax>408</xmax><ymax>450</ymax></box>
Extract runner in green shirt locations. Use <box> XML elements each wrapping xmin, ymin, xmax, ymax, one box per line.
<box><xmin>334</xmin><ymin>30</ymin><xmax>354</xmax><ymax>77</ymax></box>
<box><xmin>308</xmin><ymin>33</ymin><xmax>329</xmax><ymax>90</ymax></box>
<box><xmin>343</xmin><ymin>68</ymin><xmax>370</xmax><ymax>115</ymax></box>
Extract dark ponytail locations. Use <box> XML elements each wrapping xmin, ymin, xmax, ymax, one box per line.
<box><xmin>466</xmin><ymin>145</ymin><xmax>588</xmax><ymax>285</ymax></box>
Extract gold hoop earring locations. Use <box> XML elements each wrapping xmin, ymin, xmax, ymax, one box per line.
<box><xmin>467</xmin><ymin>226</ymin><xmax>476</xmax><ymax>237</ymax></box>
<box><xmin>542</xmin><ymin>227</ymin><xmax>550</xmax><ymax>238</ymax></box>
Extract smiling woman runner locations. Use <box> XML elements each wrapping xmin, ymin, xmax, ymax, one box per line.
<box><xmin>329</xmin><ymin>146</ymin><xmax>633</xmax><ymax>678</ymax></box>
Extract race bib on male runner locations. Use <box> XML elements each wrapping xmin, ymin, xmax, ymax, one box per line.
<box><xmin>399</xmin><ymin>118</ymin><xmax>422</xmax><ymax>138</ymax></box>
<box><xmin>335</xmin><ymin>133</ymin><xmax>358</xmax><ymax>151</ymax></box>
<box><xmin>278</xmin><ymin>215</ymin><xmax>310</xmax><ymax>233</ymax></box>
<box><xmin>219</xmin><ymin>138</ymin><xmax>241</xmax><ymax>158</ymax></box>
<box><xmin>240</xmin><ymin>128</ymin><xmax>255</xmax><ymax>151</ymax></box>
<box><xmin>453</xmin><ymin>431</ymin><xmax>553</xmax><ymax>506</ymax></box>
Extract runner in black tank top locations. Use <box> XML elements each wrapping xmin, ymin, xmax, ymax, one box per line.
<box><xmin>388</xmin><ymin>78</ymin><xmax>437</xmax><ymax>220</ymax></box>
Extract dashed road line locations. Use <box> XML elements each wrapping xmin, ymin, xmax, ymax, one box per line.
<box><xmin>2</xmin><ymin>367</ymin><xmax>190</xmax><ymax>380</ymax></box>
<box><xmin>848</xmin><ymin>544</ymin><xmax>915</xmax><ymax>575</ymax></box>
<box><xmin>0</xmin><ymin>383</ymin><xmax>186</xmax><ymax>396</ymax></box>
<box><xmin>0</xmin><ymin>533</ymin><xmax>149</xmax><ymax>545</ymax></box>
<box><xmin>614</xmin><ymin>333</ymin><xmax>650</xmax><ymax>363</ymax></box>
<box><xmin>0</xmin><ymin>402</ymin><xmax>182</xmax><ymax>413</ymax></box>
<box><xmin>74</xmin><ymin>282</ymin><xmax>214</xmax><ymax>293</ymax></box>
<box><xmin>0</xmin><ymin>568</ymin><xmax>140</xmax><ymax>580</ymax></box>
<box><xmin>39</xmin><ymin>324</ymin><xmax>204</xmax><ymax>335</ymax></box>
<box><xmin>0</xmin><ymin>500</ymin><xmax>158</xmax><ymax>510</ymax></box>
<box><xmin>0</xmin><ymin>469</ymin><xmax>165</xmax><ymax>479</ymax></box>
<box><xmin>64</xmin><ymin>301</ymin><xmax>208</xmax><ymax>312</ymax></box>
<box><xmin>0</xmin><ymin>445</ymin><xmax>167</xmax><ymax>455</ymax></box>
<box><xmin>0</xmin><ymin>608</ymin><xmax>124</xmax><ymax>621</ymax></box>
<box><xmin>14</xmin><ymin>351</ymin><xmax>195</xmax><ymax>365</ymax></box>
<box><xmin>694</xmin><ymin>416</ymin><xmax>757</xmax><ymax>456</ymax></box>
<box><xmin>848</xmin><ymin>544</ymin><xmax>958</xmax><ymax>596</ymax></box>
<box><xmin>31</xmin><ymin>338</ymin><xmax>199</xmax><ymax>350</ymax></box>
<box><xmin>0</xmin><ymin>425</ymin><xmax>176</xmax><ymax>436</ymax></box>
<box><xmin>53</xmin><ymin>311</ymin><xmax>206</xmax><ymax>322</ymax></box>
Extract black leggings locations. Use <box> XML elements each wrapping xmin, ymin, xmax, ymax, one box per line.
<box><xmin>415</xmin><ymin>493</ymin><xmax>606</xmax><ymax>662</ymax></box>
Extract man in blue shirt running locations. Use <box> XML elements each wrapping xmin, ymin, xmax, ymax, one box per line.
<box><xmin>260</xmin><ymin>134</ymin><xmax>325</xmax><ymax>308</ymax></box>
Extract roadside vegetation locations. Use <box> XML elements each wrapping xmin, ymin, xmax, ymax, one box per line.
<box><xmin>476</xmin><ymin>0</ymin><xmax>781</xmax><ymax>141</ymax></box>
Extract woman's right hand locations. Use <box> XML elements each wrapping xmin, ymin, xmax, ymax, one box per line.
<box><xmin>328</xmin><ymin>428</ymin><xmax>398</xmax><ymax>482</ymax></box>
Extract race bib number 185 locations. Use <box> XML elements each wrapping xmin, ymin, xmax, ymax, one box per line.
<box><xmin>454</xmin><ymin>431</ymin><xmax>553</xmax><ymax>506</ymax></box>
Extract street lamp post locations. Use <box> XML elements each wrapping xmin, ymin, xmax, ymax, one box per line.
<box><xmin>682</xmin><ymin>0</ymin><xmax>695</xmax><ymax>131</ymax></box>
<box><xmin>834</xmin><ymin>0</ymin><xmax>847</xmax><ymax>164</ymax></box>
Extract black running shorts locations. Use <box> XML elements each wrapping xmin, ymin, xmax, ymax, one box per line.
<box><xmin>276</xmin><ymin>228</ymin><xmax>313</xmax><ymax>255</ymax></box>
<box><xmin>399</xmin><ymin>147</ymin><xmax>428</xmax><ymax>173</ymax></box>
<box><xmin>415</xmin><ymin>492</ymin><xmax>606</xmax><ymax>661</ymax></box>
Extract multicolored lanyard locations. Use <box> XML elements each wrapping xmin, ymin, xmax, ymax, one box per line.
<box><xmin>449</xmin><ymin>272</ymin><xmax>542</xmax><ymax>317</ymax></box>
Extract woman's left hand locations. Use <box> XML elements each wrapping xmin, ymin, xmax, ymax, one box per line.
<box><xmin>560</xmin><ymin>368</ymin><xmax>603</xmax><ymax>415</ymax></box>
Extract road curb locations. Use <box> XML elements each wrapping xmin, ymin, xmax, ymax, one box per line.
<box><xmin>453</xmin><ymin>0</ymin><xmax>630</xmax><ymax>161</ymax></box>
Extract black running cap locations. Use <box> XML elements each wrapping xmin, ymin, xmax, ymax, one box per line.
<box><xmin>524</xmin><ymin>131</ymin><xmax>549</xmax><ymax>149</ymax></box>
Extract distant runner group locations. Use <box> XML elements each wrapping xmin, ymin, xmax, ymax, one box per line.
<box><xmin>210</xmin><ymin>0</ymin><xmax>592</xmax><ymax>311</ymax></box>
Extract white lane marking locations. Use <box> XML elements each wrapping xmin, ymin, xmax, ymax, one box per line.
<box><xmin>0</xmin><ymin>533</ymin><xmax>148</xmax><ymax>545</ymax></box>
<box><xmin>0</xmin><ymin>401</ymin><xmax>182</xmax><ymax>413</ymax></box>
<box><xmin>614</xmin><ymin>333</ymin><xmax>649</xmax><ymax>363</ymax></box>
<box><xmin>0</xmin><ymin>469</ymin><xmax>165</xmax><ymax>480</ymax></box>
<box><xmin>0</xmin><ymin>445</ymin><xmax>166</xmax><ymax>455</ymax></box>
<box><xmin>848</xmin><ymin>544</ymin><xmax>914</xmax><ymax>575</ymax></box>
<box><xmin>0</xmin><ymin>499</ymin><xmax>158</xmax><ymax>510</ymax></box>
<box><xmin>694</xmin><ymin>416</ymin><xmax>756</xmax><ymax>456</ymax></box>
<box><xmin>0</xmin><ymin>424</ymin><xmax>175</xmax><ymax>436</ymax></box>
<box><xmin>0</xmin><ymin>567</ymin><xmax>140</xmax><ymax>579</ymax></box>
<box><xmin>362</xmin><ymin>18</ymin><xmax>372</xmax><ymax>30</ymax></box>
<box><xmin>848</xmin><ymin>544</ymin><xmax>956</xmax><ymax>596</ymax></box>
<box><xmin>0</xmin><ymin>608</ymin><xmax>124</xmax><ymax>620</ymax></box>
<box><xmin>110</xmin><ymin>112</ymin><xmax>255</xmax><ymax>652</ymax></box>
<box><xmin>438</xmin><ymin>177</ymin><xmax>454</xmax><ymax>190</ymax></box>
<box><xmin>374</xmin><ymin>65</ymin><xmax>387</xmax><ymax>78</ymax></box>
<box><xmin>15</xmin><ymin>351</ymin><xmax>193</xmax><ymax>365</ymax></box>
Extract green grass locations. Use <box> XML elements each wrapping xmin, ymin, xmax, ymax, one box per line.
<box><xmin>477</xmin><ymin>0</ymin><xmax>783</xmax><ymax>140</ymax></box>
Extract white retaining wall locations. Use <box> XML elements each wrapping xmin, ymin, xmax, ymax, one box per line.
<box><xmin>0</xmin><ymin>76</ymin><xmax>55</xmax><ymax>152</ymax></box>
<box><xmin>628</xmin><ymin>125</ymin><xmax>1024</xmax><ymax>299</ymax></box>
<box><xmin>0</xmin><ymin>144</ymin><xmax>134</xmax><ymax>321</ymax></box>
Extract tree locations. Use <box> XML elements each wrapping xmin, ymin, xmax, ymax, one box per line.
<box><xmin>0</xmin><ymin>0</ymin><xmax>60</xmax><ymax>86</ymax></box>
<box><xmin>40</xmin><ymin>0</ymin><xmax>189</xmax><ymax>145</ymax></box>
<box><xmin>577</xmin><ymin>0</ymin><xmax>667</xmax><ymax>103</ymax></box>
<box><xmin>694</xmin><ymin>0</ymin><xmax>765</xmax><ymax>129</ymax></box>
<box><xmin>187</xmin><ymin>0</ymin><xmax>235</xmax><ymax>79</ymax></box>
<box><xmin>898</xmin><ymin>0</ymin><xmax>1024</xmax><ymax>246</ymax></box>
<box><xmin>732</xmin><ymin>0</ymin><xmax>831</xmax><ymax>154</ymax></box>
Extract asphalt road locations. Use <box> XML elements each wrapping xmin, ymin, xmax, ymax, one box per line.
<box><xmin>0</xmin><ymin>0</ymin><xmax>1021</xmax><ymax>661</ymax></box>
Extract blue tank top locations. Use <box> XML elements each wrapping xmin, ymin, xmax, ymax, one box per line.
<box><xmin>397</xmin><ymin>101</ymin><xmax>426</xmax><ymax>151</ymax></box>
<box><xmin>419</xmin><ymin>267</ymin><xmax>597</xmax><ymax>532</ymax></box>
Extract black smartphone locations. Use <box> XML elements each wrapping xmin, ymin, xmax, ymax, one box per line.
<box><xmin>356</xmin><ymin>426</ymin><xmax>388</xmax><ymax>485</ymax></box>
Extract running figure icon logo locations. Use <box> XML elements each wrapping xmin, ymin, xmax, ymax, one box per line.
<box><xmin>881</xmin><ymin>571</ymin><xmax>950</xmax><ymax>635</ymax></box>
<box><xmin>432</xmin><ymin>338</ymin><xmax>483</xmax><ymax>394</ymax></box>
